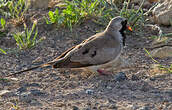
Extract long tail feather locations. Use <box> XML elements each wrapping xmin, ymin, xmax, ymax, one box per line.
<box><xmin>6</xmin><ymin>61</ymin><xmax>55</xmax><ymax>77</ymax></box>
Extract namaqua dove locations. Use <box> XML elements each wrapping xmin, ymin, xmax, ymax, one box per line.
<box><xmin>7</xmin><ymin>16</ymin><xmax>132</xmax><ymax>77</ymax></box>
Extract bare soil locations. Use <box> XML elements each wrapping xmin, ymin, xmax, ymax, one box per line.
<box><xmin>0</xmin><ymin>10</ymin><xmax>172</xmax><ymax>110</ymax></box>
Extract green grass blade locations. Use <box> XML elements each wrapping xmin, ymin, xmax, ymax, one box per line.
<box><xmin>0</xmin><ymin>48</ymin><xmax>7</xmax><ymax>54</ymax></box>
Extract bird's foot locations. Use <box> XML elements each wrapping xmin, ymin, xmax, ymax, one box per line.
<box><xmin>97</xmin><ymin>69</ymin><xmax>112</xmax><ymax>75</ymax></box>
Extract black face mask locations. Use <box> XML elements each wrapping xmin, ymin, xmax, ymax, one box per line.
<box><xmin>119</xmin><ymin>20</ymin><xmax>127</xmax><ymax>46</ymax></box>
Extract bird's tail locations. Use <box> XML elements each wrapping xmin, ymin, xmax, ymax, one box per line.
<box><xmin>6</xmin><ymin>61</ymin><xmax>56</xmax><ymax>77</ymax></box>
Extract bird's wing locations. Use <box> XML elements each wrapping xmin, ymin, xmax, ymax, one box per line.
<box><xmin>53</xmin><ymin>34</ymin><xmax>96</xmax><ymax>61</ymax></box>
<box><xmin>53</xmin><ymin>33</ymin><xmax>121</xmax><ymax>68</ymax></box>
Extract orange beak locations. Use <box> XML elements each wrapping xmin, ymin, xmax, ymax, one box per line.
<box><xmin>127</xmin><ymin>26</ymin><xmax>132</xmax><ymax>31</ymax></box>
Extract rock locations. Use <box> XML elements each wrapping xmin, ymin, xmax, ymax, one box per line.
<box><xmin>72</xmin><ymin>106</ymin><xmax>79</xmax><ymax>110</ymax></box>
<box><xmin>131</xmin><ymin>74</ymin><xmax>140</xmax><ymax>81</ymax></box>
<box><xmin>19</xmin><ymin>91</ymin><xmax>42</xmax><ymax>105</ymax></box>
<box><xmin>85</xmin><ymin>89</ymin><xmax>94</xmax><ymax>95</ymax></box>
<box><xmin>114</xmin><ymin>72</ymin><xmax>128</xmax><ymax>82</ymax></box>
<box><xmin>26</xmin><ymin>0</ymin><xmax>50</xmax><ymax>9</ymax></box>
<box><xmin>138</xmin><ymin>106</ymin><xmax>150</xmax><ymax>110</ymax></box>
<box><xmin>164</xmin><ymin>89</ymin><xmax>172</xmax><ymax>97</ymax></box>
<box><xmin>123</xmin><ymin>104</ymin><xmax>137</xmax><ymax>110</ymax></box>
<box><xmin>0</xmin><ymin>37</ymin><xmax>16</xmax><ymax>48</ymax></box>
<box><xmin>150</xmin><ymin>46</ymin><xmax>172</xmax><ymax>58</ymax></box>
<box><xmin>19</xmin><ymin>92</ymin><xmax>32</xmax><ymax>103</ymax></box>
<box><xmin>30</xmin><ymin>89</ymin><xmax>46</xmax><ymax>96</ymax></box>
<box><xmin>143</xmin><ymin>1</ymin><xmax>152</xmax><ymax>9</ymax></box>
<box><xmin>17</xmin><ymin>87</ymin><xmax>27</xmax><ymax>94</ymax></box>
<box><xmin>131</xmin><ymin>0</ymin><xmax>158</xmax><ymax>9</ymax></box>
<box><xmin>149</xmin><ymin>64</ymin><xmax>170</xmax><ymax>76</ymax></box>
<box><xmin>83</xmin><ymin>108</ymin><xmax>91</xmax><ymax>110</ymax></box>
<box><xmin>106</xmin><ymin>0</ymin><xmax>124</xmax><ymax>4</ymax></box>
<box><xmin>0</xmin><ymin>90</ymin><xmax>12</xmax><ymax>97</ymax></box>
<box><xmin>24</xmin><ymin>83</ymin><xmax>41</xmax><ymax>87</ymax></box>
<box><xmin>29</xmin><ymin>99</ymin><xmax>42</xmax><ymax>106</ymax></box>
<box><xmin>152</xmin><ymin>0</ymin><xmax>172</xmax><ymax>26</ymax></box>
<box><xmin>131</xmin><ymin>0</ymin><xmax>159</xmax><ymax>3</ymax></box>
<box><xmin>167</xmin><ymin>104</ymin><xmax>172</xmax><ymax>109</ymax></box>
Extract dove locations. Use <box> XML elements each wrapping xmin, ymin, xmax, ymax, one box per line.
<box><xmin>6</xmin><ymin>16</ymin><xmax>132</xmax><ymax>77</ymax></box>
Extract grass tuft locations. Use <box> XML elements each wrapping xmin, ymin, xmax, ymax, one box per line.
<box><xmin>45</xmin><ymin>0</ymin><xmax>114</xmax><ymax>31</ymax></box>
<box><xmin>13</xmin><ymin>20</ymin><xmax>42</xmax><ymax>50</ymax></box>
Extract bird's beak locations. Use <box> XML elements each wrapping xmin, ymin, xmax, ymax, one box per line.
<box><xmin>127</xmin><ymin>25</ymin><xmax>132</xmax><ymax>31</ymax></box>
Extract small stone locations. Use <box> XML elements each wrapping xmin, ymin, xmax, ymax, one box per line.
<box><xmin>10</xmin><ymin>78</ymin><xmax>18</xmax><ymax>81</ymax></box>
<box><xmin>152</xmin><ymin>0</ymin><xmax>172</xmax><ymax>25</ymax></box>
<box><xmin>150</xmin><ymin>46</ymin><xmax>172</xmax><ymax>58</ymax></box>
<box><xmin>83</xmin><ymin>108</ymin><xmax>91</xmax><ymax>110</ymax></box>
<box><xmin>30</xmin><ymin>99</ymin><xmax>42</xmax><ymax>106</ymax></box>
<box><xmin>114</xmin><ymin>72</ymin><xmax>128</xmax><ymax>82</ymax></box>
<box><xmin>149</xmin><ymin>77</ymin><xmax>156</xmax><ymax>81</ymax></box>
<box><xmin>131</xmin><ymin>74</ymin><xmax>140</xmax><ymax>81</ymax></box>
<box><xmin>17</xmin><ymin>87</ymin><xmax>27</xmax><ymax>94</ymax></box>
<box><xmin>19</xmin><ymin>92</ymin><xmax>32</xmax><ymax>103</ymax></box>
<box><xmin>109</xmin><ymin>104</ymin><xmax>117</xmax><ymax>109</ymax></box>
<box><xmin>0</xmin><ymin>90</ymin><xmax>10</xmax><ymax>95</ymax></box>
<box><xmin>164</xmin><ymin>90</ymin><xmax>172</xmax><ymax>97</ymax></box>
<box><xmin>106</xmin><ymin>86</ymin><xmax>112</xmax><ymax>89</ymax></box>
<box><xmin>143</xmin><ymin>1</ymin><xmax>152</xmax><ymax>9</ymax></box>
<box><xmin>72</xmin><ymin>106</ymin><xmax>79</xmax><ymax>110</ymax></box>
<box><xmin>28</xmin><ymin>83</ymin><xmax>41</xmax><ymax>87</ymax></box>
<box><xmin>85</xmin><ymin>89</ymin><xmax>94</xmax><ymax>95</ymax></box>
<box><xmin>25</xmin><ymin>0</ymin><xmax>50</xmax><ymax>9</ymax></box>
<box><xmin>30</xmin><ymin>89</ymin><xmax>46</xmax><ymax>96</ymax></box>
<box><xmin>138</xmin><ymin>106</ymin><xmax>150</xmax><ymax>110</ymax></box>
<box><xmin>0</xmin><ymin>90</ymin><xmax>14</xmax><ymax>97</ymax></box>
<box><xmin>92</xmin><ymin>106</ymin><xmax>97</xmax><ymax>109</ymax></box>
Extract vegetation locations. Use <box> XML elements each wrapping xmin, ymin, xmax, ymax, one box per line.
<box><xmin>45</xmin><ymin>0</ymin><xmax>109</xmax><ymax>31</ymax></box>
<box><xmin>0</xmin><ymin>0</ymin><xmax>27</xmax><ymax>19</ymax></box>
<box><xmin>119</xmin><ymin>0</ymin><xmax>145</xmax><ymax>29</ymax></box>
<box><xmin>0</xmin><ymin>17</ymin><xmax>7</xmax><ymax>37</ymax></box>
<box><xmin>0</xmin><ymin>48</ymin><xmax>7</xmax><ymax>54</ymax></box>
<box><xmin>0</xmin><ymin>17</ymin><xmax>7</xmax><ymax>54</ymax></box>
<box><xmin>0</xmin><ymin>18</ymin><xmax>6</xmax><ymax>30</ymax></box>
<box><xmin>45</xmin><ymin>0</ymin><xmax>149</xmax><ymax>31</ymax></box>
<box><xmin>12</xmin><ymin>20</ymin><xmax>41</xmax><ymax>50</ymax></box>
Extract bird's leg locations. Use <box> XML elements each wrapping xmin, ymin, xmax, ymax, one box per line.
<box><xmin>97</xmin><ymin>69</ymin><xmax>112</xmax><ymax>75</ymax></box>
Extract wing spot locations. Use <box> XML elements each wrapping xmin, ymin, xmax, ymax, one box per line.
<box><xmin>91</xmin><ymin>50</ymin><xmax>97</xmax><ymax>57</ymax></box>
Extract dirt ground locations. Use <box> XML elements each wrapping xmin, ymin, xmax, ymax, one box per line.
<box><xmin>0</xmin><ymin>9</ymin><xmax>172</xmax><ymax>110</ymax></box>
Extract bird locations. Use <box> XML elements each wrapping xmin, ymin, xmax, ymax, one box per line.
<box><xmin>6</xmin><ymin>16</ymin><xmax>132</xmax><ymax>77</ymax></box>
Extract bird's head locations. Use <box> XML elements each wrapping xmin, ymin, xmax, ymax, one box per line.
<box><xmin>106</xmin><ymin>16</ymin><xmax>132</xmax><ymax>46</ymax></box>
<box><xmin>107</xmin><ymin>16</ymin><xmax>132</xmax><ymax>32</ymax></box>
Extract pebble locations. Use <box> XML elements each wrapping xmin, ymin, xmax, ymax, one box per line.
<box><xmin>27</xmin><ymin>83</ymin><xmax>41</xmax><ymax>87</ymax></box>
<box><xmin>17</xmin><ymin>87</ymin><xmax>27</xmax><ymax>94</ymax></box>
<box><xmin>149</xmin><ymin>77</ymin><xmax>156</xmax><ymax>81</ymax></box>
<box><xmin>30</xmin><ymin>89</ymin><xmax>46</xmax><ymax>96</ymax></box>
<box><xmin>85</xmin><ymin>89</ymin><xmax>94</xmax><ymax>95</ymax></box>
<box><xmin>114</xmin><ymin>72</ymin><xmax>128</xmax><ymax>82</ymax></box>
<box><xmin>131</xmin><ymin>74</ymin><xmax>140</xmax><ymax>81</ymax></box>
<box><xmin>19</xmin><ymin>92</ymin><xmax>32</xmax><ymax>103</ymax></box>
<box><xmin>0</xmin><ymin>90</ymin><xmax>10</xmax><ymax>96</ymax></box>
<box><xmin>9</xmin><ymin>78</ymin><xmax>18</xmax><ymax>81</ymax></box>
<box><xmin>83</xmin><ymin>108</ymin><xmax>91</xmax><ymax>110</ymax></box>
<box><xmin>0</xmin><ymin>90</ymin><xmax>15</xmax><ymax>97</ymax></box>
<box><xmin>138</xmin><ymin>106</ymin><xmax>150</xmax><ymax>110</ymax></box>
<box><xmin>164</xmin><ymin>90</ymin><xmax>172</xmax><ymax>97</ymax></box>
<box><xmin>72</xmin><ymin>106</ymin><xmax>79</xmax><ymax>110</ymax></box>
